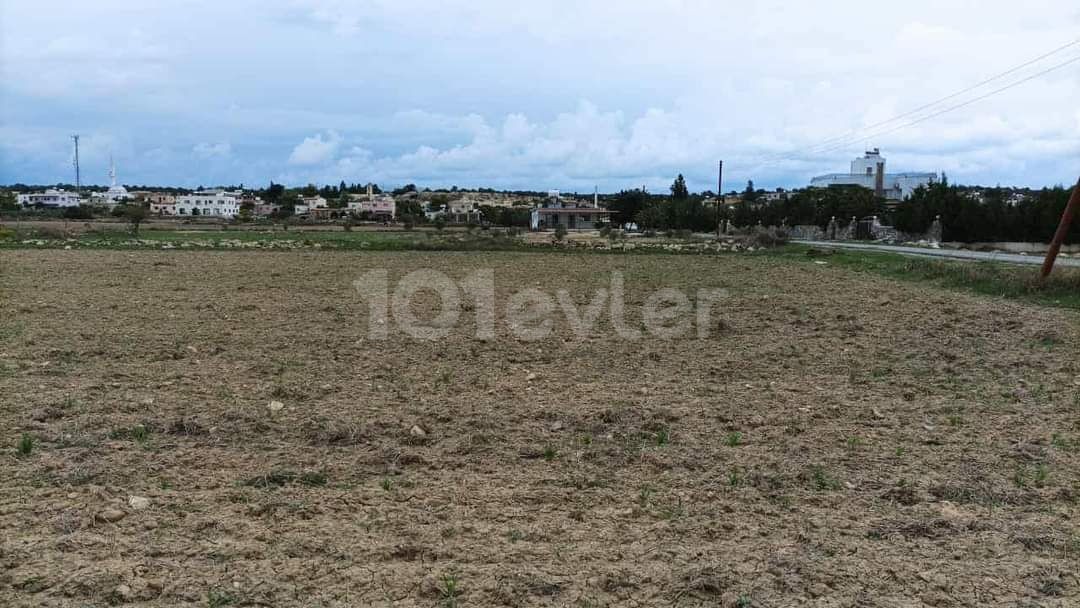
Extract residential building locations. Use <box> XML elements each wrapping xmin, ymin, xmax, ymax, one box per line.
<box><xmin>530</xmin><ymin>190</ymin><xmax>613</xmax><ymax>231</ymax></box>
<box><xmin>175</xmin><ymin>190</ymin><xmax>242</xmax><ymax>218</ymax></box>
<box><xmin>133</xmin><ymin>192</ymin><xmax>177</xmax><ymax>215</ymax></box>
<box><xmin>294</xmin><ymin>195</ymin><xmax>328</xmax><ymax>216</ymax></box>
<box><xmin>810</xmin><ymin>149</ymin><xmax>937</xmax><ymax>201</ymax></box>
<box><xmin>17</xmin><ymin>189</ymin><xmax>82</xmax><ymax>208</ymax></box>
<box><xmin>347</xmin><ymin>193</ymin><xmax>396</xmax><ymax>220</ymax></box>
<box><xmin>254</xmin><ymin>203</ymin><xmax>280</xmax><ymax>217</ymax></box>
<box><xmin>133</xmin><ymin>191</ymin><xmax>177</xmax><ymax>205</ymax></box>
<box><xmin>149</xmin><ymin>199</ymin><xmax>177</xmax><ymax>216</ymax></box>
<box><xmin>762</xmin><ymin>189</ymin><xmax>791</xmax><ymax>202</ymax></box>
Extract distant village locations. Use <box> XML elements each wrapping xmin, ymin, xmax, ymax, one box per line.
<box><xmin>6</xmin><ymin>148</ymin><xmax>1068</xmax><ymax>243</ymax></box>
<box><xmin>5</xmin><ymin>149</ymin><xmax>940</xmax><ymax>224</ymax></box>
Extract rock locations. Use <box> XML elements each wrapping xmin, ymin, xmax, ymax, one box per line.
<box><xmin>409</xmin><ymin>425</ymin><xmax>427</xmax><ymax>438</ymax></box>
<box><xmin>98</xmin><ymin>508</ymin><xmax>127</xmax><ymax>523</ymax></box>
<box><xmin>525</xmin><ymin>372</ymin><xmax>538</xmax><ymax>381</ymax></box>
<box><xmin>267</xmin><ymin>400</ymin><xmax>285</xmax><ymax>415</ymax></box>
<box><xmin>128</xmin><ymin>496</ymin><xmax>150</xmax><ymax>511</ymax></box>
<box><xmin>113</xmin><ymin>584</ymin><xmax>133</xmax><ymax>601</ymax></box>
<box><xmin>550</xmin><ymin>421</ymin><xmax>564</xmax><ymax>431</ymax></box>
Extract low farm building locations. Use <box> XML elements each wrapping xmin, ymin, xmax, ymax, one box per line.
<box><xmin>530</xmin><ymin>191</ymin><xmax>612</xmax><ymax>230</ymax></box>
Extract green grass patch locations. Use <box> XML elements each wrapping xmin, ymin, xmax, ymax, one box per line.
<box><xmin>0</xmin><ymin>226</ymin><xmax>534</xmax><ymax>252</ymax></box>
<box><xmin>770</xmin><ymin>245</ymin><xmax>1080</xmax><ymax>310</ymax></box>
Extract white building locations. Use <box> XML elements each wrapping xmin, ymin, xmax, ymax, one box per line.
<box><xmin>810</xmin><ymin>149</ymin><xmax>937</xmax><ymax>201</ymax></box>
<box><xmin>293</xmin><ymin>195</ymin><xmax>328</xmax><ymax>216</ymax></box>
<box><xmin>17</xmin><ymin>189</ymin><xmax>82</xmax><ymax>208</ymax></box>
<box><xmin>175</xmin><ymin>190</ymin><xmax>242</xmax><ymax>218</ymax></box>
<box><xmin>90</xmin><ymin>157</ymin><xmax>133</xmax><ymax>205</ymax></box>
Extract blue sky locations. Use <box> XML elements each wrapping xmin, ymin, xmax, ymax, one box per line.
<box><xmin>2</xmin><ymin>0</ymin><xmax>1079</xmax><ymax>192</ymax></box>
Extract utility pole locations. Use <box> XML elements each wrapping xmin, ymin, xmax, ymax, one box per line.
<box><xmin>715</xmin><ymin>160</ymin><xmax>724</xmax><ymax>239</ymax></box>
<box><xmin>1040</xmin><ymin>175</ymin><xmax>1080</xmax><ymax>278</ymax></box>
<box><xmin>72</xmin><ymin>135</ymin><xmax>81</xmax><ymax>196</ymax></box>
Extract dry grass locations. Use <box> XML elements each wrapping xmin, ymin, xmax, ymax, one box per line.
<box><xmin>1</xmin><ymin>249</ymin><xmax>1079</xmax><ymax>607</ymax></box>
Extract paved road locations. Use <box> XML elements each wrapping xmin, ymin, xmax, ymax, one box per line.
<box><xmin>794</xmin><ymin>240</ymin><xmax>1080</xmax><ymax>268</ymax></box>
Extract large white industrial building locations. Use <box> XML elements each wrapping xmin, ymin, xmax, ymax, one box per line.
<box><xmin>810</xmin><ymin>149</ymin><xmax>937</xmax><ymax>201</ymax></box>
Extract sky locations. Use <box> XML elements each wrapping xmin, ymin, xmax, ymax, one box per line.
<box><xmin>2</xmin><ymin>1</ymin><xmax>1079</xmax><ymax>192</ymax></box>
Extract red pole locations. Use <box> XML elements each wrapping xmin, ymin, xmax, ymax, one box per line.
<box><xmin>1041</xmin><ymin>176</ymin><xmax>1080</xmax><ymax>278</ymax></box>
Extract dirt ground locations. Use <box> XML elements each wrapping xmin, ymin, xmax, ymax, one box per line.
<box><xmin>1</xmin><ymin>249</ymin><xmax>1078</xmax><ymax>607</ymax></box>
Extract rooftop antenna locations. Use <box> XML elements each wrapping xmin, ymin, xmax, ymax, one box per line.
<box><xmin>72</xmin><ymin>135</ymin><xmax>81</xmax><ymax>195</ymax></box>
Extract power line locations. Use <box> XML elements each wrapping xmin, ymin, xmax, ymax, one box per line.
<box><xmin>808</xmin><ymin>52</ymin><xmax>1080</xmax><ymax>159</ymax></box>
<box><xmin>747</xmin><ymin>37</ymin><xmax>1080</xmax><ymax>169</ymax></box>
<box><xmin>791</xmin><ymin>37</ymin><xmax>1080</xmax><ymax>158</ymax></box>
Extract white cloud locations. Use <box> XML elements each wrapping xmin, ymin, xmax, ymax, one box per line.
<box><xmin>3</xmin><ymin>1</ymin><xmax>1080</xmax><ymax>188</ymax></box>
<box><xmin>193</xmin><ymin>142</ymin><xmax>232</xmax><ymax>159</ymax></box>
<box><xmin>287</xmin><ymin>132</ymin><xmax>341</xmax><ymax>166</ymax></box>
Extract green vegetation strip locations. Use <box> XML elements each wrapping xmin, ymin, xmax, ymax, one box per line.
<box><xmin>769</xmin><ymin>244</ymin><xmax>1080</xmax><ymax>311</ymax></box>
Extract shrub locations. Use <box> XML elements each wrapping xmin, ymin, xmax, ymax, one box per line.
<box><xmin>553</xmin><ymin>224</ymin><xmax>568</xmax><ymax>242</ymax></box>
<box><xmin>738</xmin><ymin>226</ymin><xmax>790</xmax><ymax>248</ymax></box>
<box><xmin>17</xmin><ymin>433</ymin><xmax>34</xmax><ymax>457</ymax></box>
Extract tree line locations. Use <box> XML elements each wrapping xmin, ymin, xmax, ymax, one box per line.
<box><xmin>605</xmin><ymin>175</ymin><xmax>1076</xmax><ymax>244</ymax></box>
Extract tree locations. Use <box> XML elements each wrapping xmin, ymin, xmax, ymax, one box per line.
<box><xmin>238</xmin><ymin>200</ymin><xmax>255</xmax><ymax>223</ymax></box>
<box><xmin>433</xmin><ymin>215</ymin><xmax>447</xmax><ymax>231</ymax></box>
<box><xmin>608</xmin><ymin>189</ymin><xmax>650</xmax><ymax>225</ymax></box>
<box><xmin>123</xmin><ymin>204</ymin><xmax>148</xmax><ymax>234</ymax></box>
<box><xmin>497</xmin><ymin>207</ymin><xmax>530</xmax><ymax>227</ymax></box>
<box><xmin>265</xmin><ymin>182</ymin><xmax>285</xmax><ymax>205</ymax></box>
<box><xmin>62</xmin><ymin>205</ymin><xmax>95</xmax><ymax>220</ymax></box>
<box><xmin>331</xmin><ymin>191</ymin><xmax>350</xmax><ymax>209</ymax></box>
<box><xmin>477</xmin><ymin>204</ymin><xmax>499</xmax><ymax>224</ymax></box>
<box><xmin>743</xmin><ymin>180</ymin><xmax>758</xmax><ymax>203</ymax></box>
<box><xmin>396</xmin><ymin>199</ymin><xmax>424</xmax><ymax>228</ymax></box>
<box><xmin>273</xmin><ymin>192</ymin><xmax>299</xmax><ymax>219</ymax></box>
<box><xmin>670</xmin><ymin>174</ymin><xmax>689</xmax><ymax>200</ymax></box>
<box><xmin>634</xmin><ymin>203</ymin><xmax>666</xmax><ymax>231</ymax></box>
<box><xmin>0</xmin><ymin>191</ymin><xmax>17</xmax><ymax>213</ymax></box>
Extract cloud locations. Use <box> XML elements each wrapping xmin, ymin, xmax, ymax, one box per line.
<box><xmin>287</xmin><ymin>132</ymin><xmax>341</xmax><ymax>166</ymax></box>
<box><xmin>193</xmin><ymin>142</ymin><xmax>232</xmax><ymax>159</ymax></box>
<box><xmin>3</xmin><ymin>1</ymin><xmax>1080</xmax><ymax>188</ymax></box>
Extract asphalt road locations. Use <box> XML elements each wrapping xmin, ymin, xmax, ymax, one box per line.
<box><xmin>794</xmin><ymin>240</ymin><xmax>1080</xmax><ymax>268</ymax></box>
